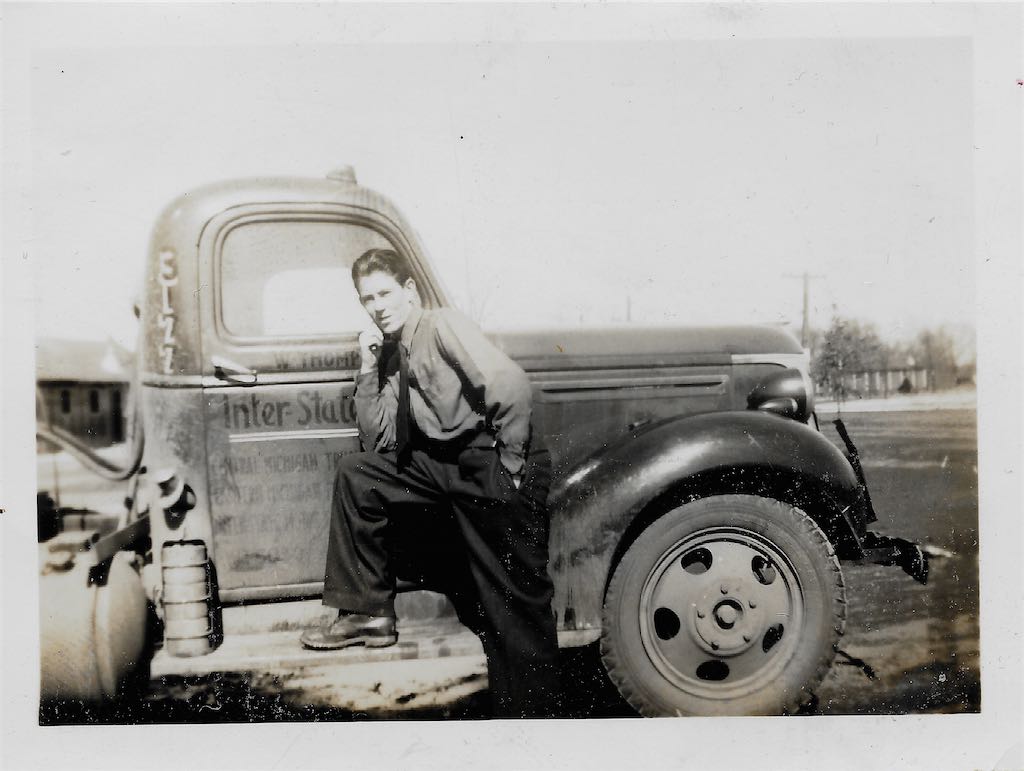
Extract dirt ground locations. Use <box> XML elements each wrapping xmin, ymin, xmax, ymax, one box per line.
<box><xmin>811</xmin><ymin>408</ymin><xmax>979</xmax><ymax>715</ymax></box>
<box><xmin>37</xmin><ymin>407</ymin><xmax>979</xmax><ymax>723</ymax></box>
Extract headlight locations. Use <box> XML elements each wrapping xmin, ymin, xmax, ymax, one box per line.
<box><xmin>747</xmin><ymin>368</ymin><xmax>811</xmax><ymax>422</ymax></box>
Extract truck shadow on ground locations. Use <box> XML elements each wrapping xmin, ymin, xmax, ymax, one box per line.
<box><xmin>39</xmin><ymin>638</ymin><xmax>979</xmax><ymax>725</ymax></box>
<box><xmin>805</xmin><ymin>655</ymin><xmax>980</xmax><ymax>716</ymax></box>
<box><xmin>39</xmin><ymin>643</ymin><xmax>637</xmax><ymax>725</ymax></box>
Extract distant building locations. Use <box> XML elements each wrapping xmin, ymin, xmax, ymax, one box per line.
<box><xmin>36</xmin><ymin>339</ymin><xmax>133</xmax><ymax>449</ymax></box>
<box><xmin>814</xmin><ymin>366</ymin><xmax>930</xmax><ymax>400</ymax></box>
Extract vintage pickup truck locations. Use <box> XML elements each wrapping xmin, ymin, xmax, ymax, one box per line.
<box><xmin>36</xmin><ymin>166</ymin><xmax>927</xmax><ymax>717</ymax></box>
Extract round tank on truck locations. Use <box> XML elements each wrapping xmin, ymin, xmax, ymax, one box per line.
<box><xmin>39</xmin><ymin>548</ymin><xmax>148</xmax><ymax>702</ymax></box>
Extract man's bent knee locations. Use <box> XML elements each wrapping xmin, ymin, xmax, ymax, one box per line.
<box><xmin>334</xmin><ymin>451</ymin><xmax>384</xmax><ymax>481</ymax></box>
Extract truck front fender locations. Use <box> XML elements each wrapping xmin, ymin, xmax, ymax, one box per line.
<box><xmin>548</xmin><ymin>411</ymin><xmax>866</xmax><ymax>640</ymax></box>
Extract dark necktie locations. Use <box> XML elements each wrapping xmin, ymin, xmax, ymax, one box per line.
<box><xmin>396</xmin><ymin>341</ymin><xmax>411</xmax><ymax>463</ymax></box>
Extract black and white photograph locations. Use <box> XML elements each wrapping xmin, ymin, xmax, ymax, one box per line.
<box><xmin>2</xmin><ymin>3</ymin><xmax>1020</xmax><ymax>770</ymax></box>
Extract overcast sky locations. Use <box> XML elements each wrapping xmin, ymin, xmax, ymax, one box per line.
<box><xmin>28</xmin><ymin>23</ymin><xmax>974</xmax><ymax>351</ymax></box>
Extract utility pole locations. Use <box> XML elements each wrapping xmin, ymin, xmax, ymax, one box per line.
<box><xmin>784</xmin><ymin>272</ymin><xmax>824</xmax><ymax>348</ymax></box>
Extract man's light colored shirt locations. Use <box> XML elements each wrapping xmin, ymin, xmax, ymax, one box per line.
<box><xmin>354</xmin><ymin>305</ymin><xmax>532</xmax><ymax>474</ymax></box>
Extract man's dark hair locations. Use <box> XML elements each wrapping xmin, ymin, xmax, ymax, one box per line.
<box><xmin>351</xmin><ymin>248</ymin><xmax>414</xmax><ymax>287</ymax></box>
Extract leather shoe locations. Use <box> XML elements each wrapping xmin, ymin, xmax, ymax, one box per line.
<box><xmin>300</xmin><ymin>613</ymin><xmax>398</xmax><ymax>650</ymax></box>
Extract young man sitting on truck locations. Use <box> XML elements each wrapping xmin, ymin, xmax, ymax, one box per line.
<box><xmin>299</xmin><ymin>248</ymin><xmax>561</xmax><ymax>719</ymax></box>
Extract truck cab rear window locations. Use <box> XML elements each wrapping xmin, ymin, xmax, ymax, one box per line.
<box><xmin>220</xmin><ymin>220</ymin><xmax>392</xmax><ymax>338</ymax></box>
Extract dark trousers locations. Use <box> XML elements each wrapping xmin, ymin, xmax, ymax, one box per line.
<box><xmin>323</xmin><ymin>436</ymin><xmax>561</xmax><ymax>718</ymax></box>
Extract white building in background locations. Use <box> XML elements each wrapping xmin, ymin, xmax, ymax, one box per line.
<box><xmin>36</xmin><ymin>339</ymin><xmax>133</xmax><ymax>449</ymax></box>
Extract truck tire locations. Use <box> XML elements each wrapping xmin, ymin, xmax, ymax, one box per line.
<box><xmin>600</xmin><ymin>494</ymin><xmax>846</xmax><ymax>716</ymax></box>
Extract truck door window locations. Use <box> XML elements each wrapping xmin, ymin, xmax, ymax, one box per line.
<box><xmin>220</xmin><ymin>220</ymin><xmax>392</xmax><ymax>339</ymax></box>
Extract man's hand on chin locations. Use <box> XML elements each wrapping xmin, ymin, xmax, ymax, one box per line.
<box><xmin>358</xmin><ymin>328</ymin><xmax>385</xmax><ymax>374</ymax></box>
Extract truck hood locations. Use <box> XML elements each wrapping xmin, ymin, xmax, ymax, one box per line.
<box><xmin>488</xmin><ymin>324</ymin><xmax>803</xmax><ymax>371</ymax></box>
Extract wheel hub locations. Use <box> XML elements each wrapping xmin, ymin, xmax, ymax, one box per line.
<box><xmin>692</xmin><ymin>582</ymin><xmax>763</xmax><ymax>656</ymax></box>
<box><xmin>714</xmin><ymin>602</ymin><xmax>738</xmax><ymax>628</ymax></box>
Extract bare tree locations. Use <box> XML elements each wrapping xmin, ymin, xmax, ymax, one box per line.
<box><xmin>810</xmin><ymin>316</ymin><xmax>888</xmax><ymax>404</ymax></box>
<box><xmin>911</xmin><ymin>327</ymin><xmax>959</xmax><ymax>391</ymax></box>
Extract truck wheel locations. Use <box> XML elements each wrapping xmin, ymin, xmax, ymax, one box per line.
<box><xmin>600</xmin><ymin>494</ymin><xmax>846</xmax><ymax>716</ymax></box>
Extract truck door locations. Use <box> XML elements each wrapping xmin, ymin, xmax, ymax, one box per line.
<box><xmin>198</xmin><ymin>205</ymin><xmax>429</xmax><ymax>600</ymax></box>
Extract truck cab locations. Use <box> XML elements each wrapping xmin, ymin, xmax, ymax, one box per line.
<box><xmin>37</xmin><ymin>166</ymin><xmax>927</xmax><ymax>717</ymax></box>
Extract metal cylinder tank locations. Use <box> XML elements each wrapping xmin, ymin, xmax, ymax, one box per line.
<box><xmin>39</xmin><ymin>549</ymin><xmax>148</xmax><ymax>702</ymax></box>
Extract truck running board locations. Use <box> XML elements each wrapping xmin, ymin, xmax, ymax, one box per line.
<box><xmin>151</xmin><ymin>618</ymin><xmax>483</xmax><ymax>679</ymax></box>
